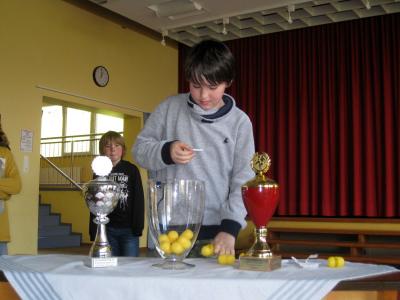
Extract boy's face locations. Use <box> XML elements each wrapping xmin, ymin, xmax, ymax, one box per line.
<box><xmin>189</xmin><ymin>80</ymin><xmax>229</xmax><ymax>111</ymax></box>
<box><xmin>103</xmin><ymin>141</ymin><xmax>123</xmax><ymax>165</ymax></box>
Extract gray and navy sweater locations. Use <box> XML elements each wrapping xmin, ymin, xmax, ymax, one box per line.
<box><xmin>133</xmin><ymin>93</ymin><xmax>255</xmax><ymax>239</ymax></box>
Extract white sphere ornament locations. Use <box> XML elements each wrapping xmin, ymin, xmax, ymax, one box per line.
<box><xmin>91</xmin><ymin>156</ymin><xmax>113</xmax><ymax>177</ymax></box>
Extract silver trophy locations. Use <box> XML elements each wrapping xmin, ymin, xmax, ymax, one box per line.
<box><xmin>82</xmin><ymin>156</ymin><xmax>120</xmax><ymax>268</ymax></box>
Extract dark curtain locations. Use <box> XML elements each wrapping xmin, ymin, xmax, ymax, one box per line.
<box><xmin>178</xmin><ymin>13</ymin><xmax>400</xmax><ymax>217</ymax></box>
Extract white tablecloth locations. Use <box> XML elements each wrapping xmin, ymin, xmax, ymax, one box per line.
<box><xmin>0</xmin><ymin>255</ymin><xmax>397</xmax><ymax>300</ymax></box>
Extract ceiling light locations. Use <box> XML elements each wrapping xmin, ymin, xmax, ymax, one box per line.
<box><xmin>287</xmin><ymin>4</ymin><xmax>295</xmax><ymax>24</ymax></box>
<box><xmin>222</xmin><ymin>17</ymin><xmax>229</xmax><ymax>35</ymax></box>
<box><xmin>161</xmin><ymin>29</ymin><xmax>168</xmax><ymax>46</ymax></box>
<box><xmin>148</xmin><ymin>0</ymin><xmax>204</xmax><ymax>20</ymax></box>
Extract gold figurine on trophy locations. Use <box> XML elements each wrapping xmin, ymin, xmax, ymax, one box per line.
<box><xmin>239</xmin><ymin>152</ymin><xmax>281</xmax><ymax>271</ymax></box>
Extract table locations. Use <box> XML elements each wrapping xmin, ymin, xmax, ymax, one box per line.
<box><xmin>0</xmin><ymin>255</ymin><xmax>399</xmax><ymax>300</ymax></box>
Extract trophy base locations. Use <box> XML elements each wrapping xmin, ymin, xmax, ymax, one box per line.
<box><xmin>85</xmin><ymin>256</ymin><xmax>118</xmax><ymax>268</ymax></box>
<box><xmin>239</xmin><ymin>255</ymin><xmax>281</xmax><ymax>271</ymax></box>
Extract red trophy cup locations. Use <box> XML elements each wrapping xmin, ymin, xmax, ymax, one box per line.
<box><xmin>239</xmin><ymin>152</ymin><xmax>281</xmax><ymax>271</ymax></box>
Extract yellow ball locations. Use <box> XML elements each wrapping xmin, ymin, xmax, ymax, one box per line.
<box><xmin>160</xmin><ymin>241</ymin><xmax>171</xmax><ymax>254</ymax></box>
<box><xmin>171</xmin><ymin>242</ymin><xmax>185</xmax><ymax>255</ymax></box>
<box><xmin>177</xmin><ymin>236</ymin><xmax>192</xmax><ymax>250</ymax></box>
<box><xmin>200</xmin><ymin>244</ymin><xmax>214</xmax><ymax>257</ymax></box>
<box><xmin>181</xmin><ymin>229</ymin><xmax>194</xmax><ymax>240</ymax></box>
<box><xmin>225</xmin><ymin>255</ymin><xmax>236</xmax><ymax>265</ymax></box>
<box><xmin>327</xmin><ymin>256</ymin><xmax>336</xmax><ymax>268</ymax></box>
<box><xmin>335</xmin><ymin>256</ymin><xmax>345</xmax><ymax>268</ymax></box>
<box><xmin>158</xmin><ymin>234</ymin><xmax>169</xmax><ymax>244</ymax></box>
<box><xmin>217</xmin><ymin>254</ymin><xmax>235</xmax><ymax>265</ymax></box>
<box><xmin>167</xmin><ymin>230</ymin><xmax>179</xmax><ymax>242</ymax></box>
<box><xmin>217</xmin><ymin>255</ymin><xmax>227</xmax><ymax>264</ymax></box>
<box><xmin>327</xmin><ymin>256</ymin><xmax>345</xmax><ymax>268</ymax></box>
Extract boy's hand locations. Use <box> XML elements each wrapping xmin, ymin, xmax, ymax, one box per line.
<box><xmin>213</xmin><ymin>232</ymin><xmax>235</xmax><ymax>255</ymax></box>
<box><xmin>170</xmin><ymin>141</ymin><xmax>194</xmax><ymax>164</ymax></box>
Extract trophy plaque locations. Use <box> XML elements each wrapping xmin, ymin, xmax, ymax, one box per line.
<box><xmin>239</xmin><ymin>152</ymin><xmax>281</xmax><ymax>271</ymax></box>
<box><xmin>82</xmin><ymin>156</ymin><xmax>121</xmax><ymax>268</ymax></box>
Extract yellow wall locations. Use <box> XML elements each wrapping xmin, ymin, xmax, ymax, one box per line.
<box><xmin>0</xmin><ymin>0</ymin><xmax>177</xmax><ymax>254</ymax></box>
<box><xmin>124</xmin><ymin>115</ymin><xmax>150</xmax><ymax>248</ymax></box>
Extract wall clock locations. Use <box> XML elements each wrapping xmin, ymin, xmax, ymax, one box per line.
<box><xmin>93</xmin><ymin>66</ymin><xmax>109</xmax><ymax>87</ymax></box>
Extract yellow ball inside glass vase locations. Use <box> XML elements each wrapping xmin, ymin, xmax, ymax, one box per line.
<box><xmin>160</xmin><ymin>241</ymin><xmax>171</xmax><ymax>254</ymax></box>
<box><xmin>158</xmin><ymin>234</ymin><xmax>170</xmax><ymax>244</ymax></box>
<box><xmin>171</xmin><ymin>242</ymin><xmax>185</xmax><ymax>255</ymax></box>
<box><xmin>167</xmin><ymin>230</ymin><xmax>179</xmax><ymax>242</ymax></box>
<box><xmin>177</xmin><ymin>236</ymin><xmax>192</xmax><ymax>250</ymax></box>
<box><xmin>181</xmin><ymin>229</ymin><xmax>194</xmax><ymax>240</ymax></box>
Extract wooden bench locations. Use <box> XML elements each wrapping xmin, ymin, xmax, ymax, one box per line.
<box><xmin>236</xmin><ymin>218</ymin><xmax>400</xmax><ymax>265</ymax></box>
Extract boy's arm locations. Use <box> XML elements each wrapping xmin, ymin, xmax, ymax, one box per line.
<box><xmin>132</xmin><ymin>102</ymin><xmax>171</xmax><ymax>171</ymax></box>
<box><xmin>0</xmin><ymin>150</ymin><xmax>22</xmax><ymax>198</ymax></box>
<box><xmin>214</xmin><ymin>118</ymin><xmax>255</xmax><ymax>254</ymax></box>
<box><xmin>221</xmin><ymin>118</ymin><xmax>255</xmax><ymax>235</ymax></box>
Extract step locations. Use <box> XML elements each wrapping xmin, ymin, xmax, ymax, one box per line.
<box><xmin>39</xmin><ymin>214</ymin><xmax>61</xmax><ymax>226</ymax></box>
<box><xmin>38</xmin><ymin>234</ymin><xmax>82</xmax><ymax>249</ymax></box>
<box><xmin>39</xmin><ymin>204</ymin><xmax>51</xmax><ymax>216</ymax></box>
<box><xmin>38</xmin><ymin>224</ymin><xmax>72</xmax><ymax>237</ymax></box>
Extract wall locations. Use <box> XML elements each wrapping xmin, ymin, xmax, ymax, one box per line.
<box><xmin>0</xmin><ymin>0</ymin><xmax>177</xmax><ymax>254</ymax></box>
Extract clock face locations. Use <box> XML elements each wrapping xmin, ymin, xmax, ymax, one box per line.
<box><xmin>93</xmin><ymin>66</ymin><xmax>109</xmax><ymax>87</ymax></box>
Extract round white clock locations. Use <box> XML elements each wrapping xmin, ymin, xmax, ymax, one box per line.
<box><xmin>93</xmin><ymin>66</ymin><xmax>109</xmax><ymax>87</ymax></box>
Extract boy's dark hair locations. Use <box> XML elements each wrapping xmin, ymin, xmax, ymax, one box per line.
<box><xmin>184</xmin><ymin>40</ymin><xmax>235</xmax><ymax>86</ymax></box>
<box><xmin>99</xmin><ymin>131</ymin><xmax>126</xmax><ymax>157</ymax></box>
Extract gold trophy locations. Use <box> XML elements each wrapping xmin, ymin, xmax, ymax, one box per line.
<box><xmin>239</xmin><ymin>152</ymin><xmax>281</xmax><ymax>271</ymax></box>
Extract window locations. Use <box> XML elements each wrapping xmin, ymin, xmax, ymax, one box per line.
<box><xmin>40</xmin><ymin>104</ymin><xmax>124</xmax><ymax>157</ymax></box>
<box><xmin>94</xmin><ymin>113</ymin><xmax>124</xmax><ymax>155</ymax></box>
<box><xmin>64</xmin><ymin>108</ymin><xmax>91</xmax><ymax>154</ymax></box>
<box><xmin>95</xmin><ymin>113</ymin><xmax>124</xmax><ymax>134</ymax></box>
<box><xmin>41</xmin><ymin>105</ymin><xmax>63</xmax><ymax>157</ymax></box>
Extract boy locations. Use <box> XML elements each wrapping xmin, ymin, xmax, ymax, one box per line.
<box><xmin>133</xmin><ymin>40</ymin><xmax>255</xmax><ymax>256</ymax></box>
<box><xmin>90</xmin><ymin>131</ymin><xmax>144</xmax><ymax>257</ymax></box>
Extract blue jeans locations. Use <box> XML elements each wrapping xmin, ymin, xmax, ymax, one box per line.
<box><xmin>106</xmin><ymin>227</ymin><xmax>139</xmax><ymax>257</ymax></box>
<box><xmin>0</xmin><ymin>242</ymin><xmax>7</xmax><ymax>255</ymax></box>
